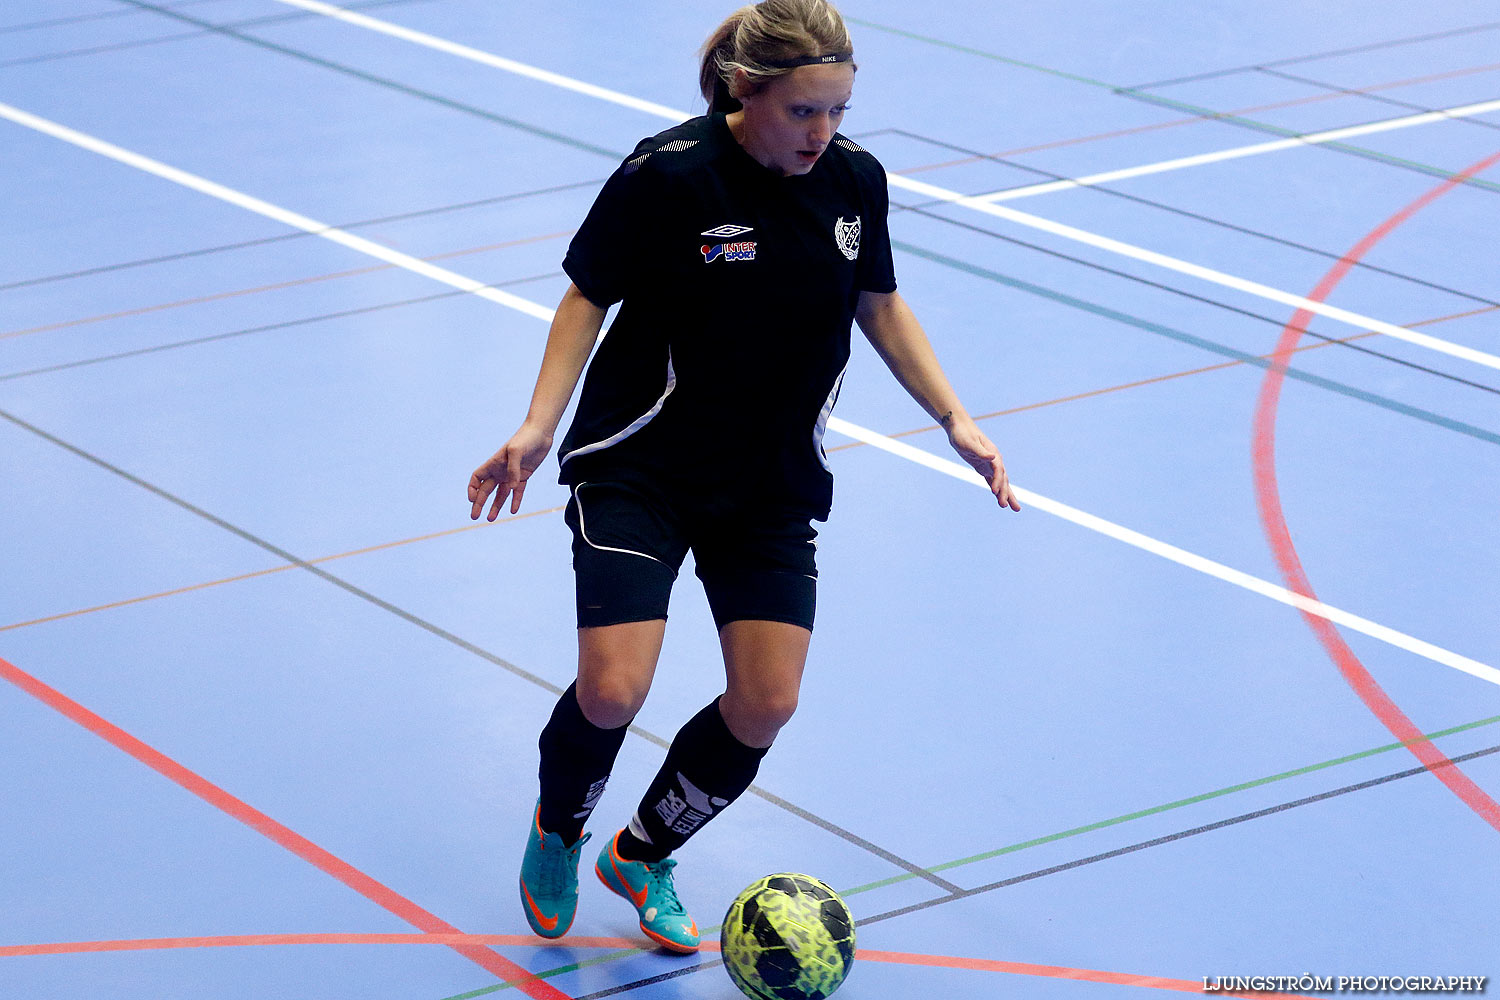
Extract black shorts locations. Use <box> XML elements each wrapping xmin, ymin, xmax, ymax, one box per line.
<box><xmin>564</xmin><ymin>481</ymin><xmax>818</xmax><ymax>631</ymax></box>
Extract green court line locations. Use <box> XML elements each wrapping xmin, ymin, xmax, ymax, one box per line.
<box><xmin>838</xmin><ymin>712</ymin><xmax>1500</xmax><ymax>896</ymax></box>
<box><xmin>440</xmin><ymin>947</ymin><xmax>645</xmax><ymax>1000</ymax></box>
<box><xmin>848</xmin><ymin>16</ymin><xmax>1500</xmax><ymax>194</ymax></box>
<box><xmin>432</xmin><ymin>713</ymin><xmax>1500</xmax><ymax>999</ymax></box>
<box><xmin>889</xmin><ymin>239</ymin><xmax>1500</xmax><ymax>448</ymax></box>
<box><xmin>1121</xmin><ymin>90</ymin><xmax>1500</xmax><ymax>195</ymax></box>
<box><xmin>845</xmin><ymin>16</ymin><xmax>1115</xmax><ymax>89</ymax></box>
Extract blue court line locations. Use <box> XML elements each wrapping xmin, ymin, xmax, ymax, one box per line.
<box><xmin>1122</xmin><ymin>20</ymin><xmax>1500</xmax><ymax>91</ymax></box>
<box><xmin>0</xmin><ymin>178</ymin><xmax>602</xmax><ymax>293</ymax></box>
<box><xmin>1258</xmin><ymin>66</ymin><xmax>1500</xmax><ymax>136</ymax></box>
<box><xmin>1114</xmin><ymin>89</ymin><xmax>1500</xmax><ymax>194</ymax></box>
<box><xmin>890</xmin><ymin>199</ymin><xmax>1500</xmax><ymax>398</ymax></box>
<box><xmin>14</xmin><ymin>0</ymin><xmax>620</xmax><ymax>160</ymax></box>
<box><xmin>0</xmin><ymin>274</ymin><xmax>561</xmax><ymax>384</ymax></box>
<box><xmin>486</xmin><ymin>735</ymin><xmax>1500</xmax><ymax>999</ymax></box>
<box><xmin>41</xmin><ymin>3</ymin><xmax>1495</xmax><ymax>393</ymax></box>
<box><xmin>892</xmin><ymin>238</ymin><xmax>1500</xmax><ymax>445</ymax></box>
<box><xmin>0</xmin><ymin>403</ymin><xmax>958</xmax><ymax>894</ymax></box>
<box><xmin>887</xmin><ymin>126</ymin><xmax>1500</xmax><ymax>311</ymax></box>
<box><xmin>847</xmin><ymin>16</ymin><xmax>1500</xmax><ymax>195</ymax></box>
<box><xmin>0</xmin><ymin>0</ymin><xmax>435</xmax><ymax>70</ymax></box>
<box><xmin>0</xmin><ymin>0</ymin><xmax>226</xmax><ymax>35</ymax></box>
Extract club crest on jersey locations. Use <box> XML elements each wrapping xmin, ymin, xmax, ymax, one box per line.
<box><xmin>701</xmin><ymin>241</ymin><xmax>756</xmax><ymax>263</ymax></box>
<box><xmin>834</xmin><ymin>215</ymin><xmax>861</xmax><ymax>261</ymax></box>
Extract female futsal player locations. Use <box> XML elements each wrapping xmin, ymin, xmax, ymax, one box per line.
<box><xmin>468</xmin><ymin>0</ymin><xmax>1019</xmax><ymax>954</ymax></box>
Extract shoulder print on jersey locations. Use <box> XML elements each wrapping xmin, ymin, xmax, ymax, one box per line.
<box><xmin>834</xmin><ymin>137</ymin><xmax>867</xmax><ymax>153</ymax></box>
<box><xmin>623</xmin><ymin>138</ymin><xmax>702</xmax><ymax>175</ymax></box>
<box><xmin>833</xmin><ymin>216</ymin><xmax>861</xmax><ymax>261</ymax></box>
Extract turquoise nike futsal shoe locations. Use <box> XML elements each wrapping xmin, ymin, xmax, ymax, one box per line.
<box><xmin>519</xmin><ymin>802</ymin><xmax>591</xmax><ymax>939</ymax></box>
<box><xmin>595</xmin><ymin>830</ymin><xmax>700</xmax><ymax>953</ymax></box>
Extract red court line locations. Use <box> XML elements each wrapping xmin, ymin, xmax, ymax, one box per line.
<box><xmin>0</xmin><ymin>655</ymin><xmax>573</xmax><ymax>1000</ymax></box>
<box><xmin>0</xmin><ymin>933</ymin><xmax>1306</xmax><ymax>997</ymax></box>
<box><xmin>857</xmin><ymin>949</ymin><xmax>1302</xmax><ymax>997</ymax></box>
<box><xmin>0</xmin><ymin>934</ymin><xmax>641</xmax><ymax>958</ymax></box>
<box><xmin>1251</xmin><ymin>149</ymin><xmax>1500</xmax><ymax>832</ymax></box>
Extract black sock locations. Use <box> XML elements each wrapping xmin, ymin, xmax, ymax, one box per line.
<box><xmin>537</xmin><ymin>682</ymin><xmax>630</xmax><ymax>844</ymax></box>
<box><xmin>616</xmin><ymin>697</ymin><xmax>769</xmax><ymax>862</ymax></box>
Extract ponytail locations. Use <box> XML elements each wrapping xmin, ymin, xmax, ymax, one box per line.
<box><xmin>700</xmin><ymin>9</ymin><xmax>751</xmax><ymax>113</ymax></box>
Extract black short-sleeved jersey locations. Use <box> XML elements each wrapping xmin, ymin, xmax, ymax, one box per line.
<box><xmin>556</xmin><ymin>112</ymin><xmax>897</xmax><ymax>521</ymax></box>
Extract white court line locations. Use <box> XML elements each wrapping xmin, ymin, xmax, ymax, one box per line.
<box><xmin>0</xmin><ymin>104</ymin><xmax>555</xmax><ymax>323</ymax></box>
<box><xmin>266</xmin><ymin>0</ymin><xmax>1500</xmax><ymax>373</ymax></box>
<box><xmin>976</xmin><ymin>98</ymin><xmax>1500</xmax><ymax>202</ymax></box>
<box><xmin>4</xmin><ymin>99</ymin><xmax>1494</xmax><ymax>688</ymax></box>
<box><xmin>832</xmin><ymin>420</ymin><xmax>1500</xmax><ymax>689</ymax></box>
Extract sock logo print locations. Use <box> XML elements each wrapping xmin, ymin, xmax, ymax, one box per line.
<box><xmin>652</xmin><ymin>773</ymin><xmax>729</xmax><ymax>836</ymax></box>
<box><xmin>574</xmin><ymin>776</ymin><xmax>610</xmax><ymax>819</ymax></box>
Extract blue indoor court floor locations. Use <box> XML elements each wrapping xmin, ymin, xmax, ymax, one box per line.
<box><xmin>2</xmin><ymin>1</ymin><xmax>1498</xmax><ymax>997</ymax></box>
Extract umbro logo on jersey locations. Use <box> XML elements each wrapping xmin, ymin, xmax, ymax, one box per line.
<box><xmin>701</xmin><ymin>224</ymin><xmax>753</xmax><ymax>238</ymax></box>
<box><xmin>702</xmin><ymin>241</ymin><xmax>756</xmax><ymax>263</ymax></box>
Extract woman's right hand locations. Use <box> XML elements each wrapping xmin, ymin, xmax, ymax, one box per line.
<box><xmin>468</xmin><ymin>423</ymin><xmax>553</xmax><ymax>520</ymax></box>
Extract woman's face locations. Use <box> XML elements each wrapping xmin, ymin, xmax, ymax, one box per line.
<box><xmin>736</xmin><ymin>63</ymin><xmax>856</xmax><ymax>176</ymax></box>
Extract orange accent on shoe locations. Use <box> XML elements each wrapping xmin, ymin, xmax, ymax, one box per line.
<box><xmin>641</xmin><ymin>923</ymin><xmax>700</xmax><ymax>954</ymax></box>
<box><xmin>607</xmin><ymin>840</ymin><xmax>650</xmax><ymax>908</ymax></box>
<box><xmin>520</xmin><ymin>882</ymin><xmax>560</xmax><ymax>933</ymax></box>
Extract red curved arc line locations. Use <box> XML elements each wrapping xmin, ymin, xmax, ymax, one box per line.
<box><xmin>0</xmin><ymin>656</ymin><xmax>573</xmax><ymax>1000</ymax></box>
<box><xmin>0</xmin><ymin>934</ymin><xmax>1307</xmax><ymax>997</ymax></box>
<box><xmin>1251</xmin><ymin>149</ymin><xmax>1500</xmax><ymax>831</ymax></box>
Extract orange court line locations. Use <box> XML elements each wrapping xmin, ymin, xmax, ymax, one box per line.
<box><xmin>0</xmin><ymin>231</ymin><xmax>573</xmax><ymax>340</ymax></box>
<box><xmin>856</xmin><ymin>948</ymin><xmax>1306</xmax><ymax>997</ymax></box>
<box><xmin>5</xmin><ymin>304</ymin><xmax>1491</xmax><ymax>634</ymax></box>
<box><xmin>0</xmin><ymin>504</ymin><xmax>567</xmax><ymax>633</ymax></box>
<box><xmin>828</xmin><ymin>302</ymin><xmax>1497</xmax><ymax>453</ymax></box>
<box><xmin>895</xmin><ymin>59</ymin><xmax>1500</xmax><ymax>175</ymax></box>
<box><xmin>0</xmin><ymin>656</ymin><xmax>574</xmax><ymax>998</ymax></box>
<box><xmin>0</xmin><ymin>933</ymin><xmax>1310</xmax><ymax>996</ymax></box>
<box><xmin>0</xmin><ymin>933</ymin><xmax>642</xmax><ymax>958</ymax></box>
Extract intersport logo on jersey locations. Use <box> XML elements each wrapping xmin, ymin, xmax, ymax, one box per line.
<box><xmin>701</xmin><ymin>241</ymin><xmax>756</xmax><ymax>262</ymax></box>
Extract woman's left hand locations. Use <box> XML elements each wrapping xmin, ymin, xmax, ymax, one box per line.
<box><xmin>945</xmin><ymin>414</ymin><xmax>1021</xmax><ymax>512</ymax></box>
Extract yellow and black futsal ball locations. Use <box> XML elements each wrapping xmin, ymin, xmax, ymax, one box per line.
<box><xmin>721</xmin><ymin>873</ymin><xmax>856</xmax><ymax>1000</ymax></box>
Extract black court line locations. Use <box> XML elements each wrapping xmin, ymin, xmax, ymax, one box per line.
<box><xmin>887</xmin><ymin>126</ymin><xmax>1500</xmax><ymax>311</ymax></box>
<box><xmin>0</xmin><ymin>0</ymin><xmax>225</xmax><ymax>35</ymax></box>
<box><xmin>0</xmin><ymin>273</ymin><xmax>563</xmax><ymax>383</ymax></box>
<box><xmin>36</xmin><ymin>0</ymin><xmax>620</xmax><ymax>160</ymax></box>
<box><xmin>0</xmin><ymin>178</ymin><xmax>602</xmax><ymax>293</ymax></box>
<box><xmin>21</xmin><ymin>7</ymin><xmax>1487</xmax><ymax>408</ymax></box>
<box><xmin>1256</xmin><ymin>65</ymin><xmax>1500</xmax><ymax>134</ymax></box>
<box><xmin>571</xmin><ymin>740</ymin><xmax>1500</xmax><ymax>997</ymax></box>
<box><xmin>0</xmin><ymin>406</ymin><xmax>959</xmax><ymax>896</ymax></box>
<box><xmin>0</xmin><ymin>0</ymin><xmax>436</xmax><ymax>69</ymax></box>
<box><xmin>889</xmin><ymin>231</ymin><xmax>1500</xmax><ymax>445</ymax></box>
<box><xmin>1121</xmin><ymin>19</ymin><xmax>1500</xmax><ymax>92</ymax></box>
<box><xmin>1112</xmin><ymin>88</ymin><xmax>1500</xmax><ymax>195</ymax></box>
<box><xmin>885</xmin><ymin>198</ymin><xmax>1500</xmax><ymax>401</ymax></box>
<box><xmin>15</xmin><ymin>219</ymin><xmax>1496</xmax><ymax>456</ymax></box>
<box><xmin>100</xmin><ymin>0</ymin><xmax>1496</xmax><ymax>384</ymax></box>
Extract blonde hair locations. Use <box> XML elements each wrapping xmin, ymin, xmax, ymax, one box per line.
<box><xmin>699</xmin><ymin>0</ymin><xmax>853</xmax><ymax>113</ymax></box>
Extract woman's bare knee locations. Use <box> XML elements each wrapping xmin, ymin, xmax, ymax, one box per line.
<box><xmin>575</xmin><ymin>620</ymin><xmax>664</xmax><ymax>728</ymax></box>
<box><xmin>721</xmin><ymin>688</ymin><xmax>799</xmax><ymax>746</ymax></box>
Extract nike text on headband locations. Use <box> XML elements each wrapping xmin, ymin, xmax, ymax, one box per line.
<box><xmin>763</xmin><ymin>51</ymin><xmax>853</xmax><ymax>69</ymax></box>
